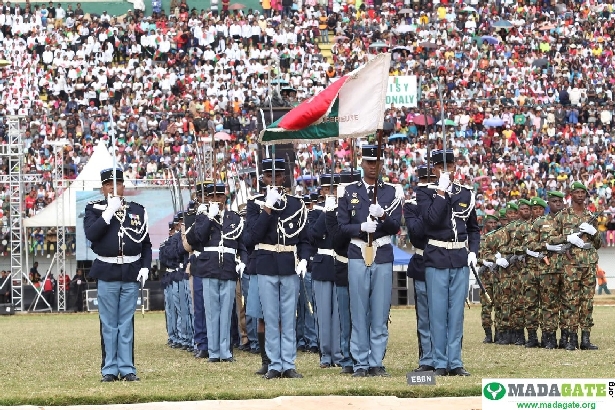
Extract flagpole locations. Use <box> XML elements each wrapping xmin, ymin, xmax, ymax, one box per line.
<box><xmin>108</xmin><ymin>105</ymin><xmax>117</xmax><ymax>196</ymax></box>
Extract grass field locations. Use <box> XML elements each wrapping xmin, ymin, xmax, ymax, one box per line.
<box><xmin>0</xmin><ymin>301</ymin><xmax>614</xmax><ymax>406</ymax></box>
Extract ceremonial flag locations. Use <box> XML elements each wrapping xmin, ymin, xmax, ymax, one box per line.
<box><xmin>259</xmin><ymin>53</ymin><xmax>390</xmax><ymax>145</ymax></box>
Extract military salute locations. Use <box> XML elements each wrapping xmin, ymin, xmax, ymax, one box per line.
<box><xmin>404</xmin><ymin>165</ymin><xmax>433</xmax><ymax>371</ymax></box>
<box><xmin>246</xmin><ymin>158</ymin><xmax>310</xmax><ymax>379</ymax></box>
<box><xmin>337</xmin><ymin>145</ymin><xmax>403</xmax><ymax>378</ymax></box>
<box><xmin>416</xmin><ymin>149</ymin><xmax>479</xmax><ymax>376</ymax></box>
<box><xmin>84</xmin><ymin>168</ymin><xmax>151</xmax><ymax>382</ymax></box>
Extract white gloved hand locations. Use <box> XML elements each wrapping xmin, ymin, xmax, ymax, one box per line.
<box><xmin>369</xmin><ymin>203</ymin><xmax>385</xmax><ymax>218</ymax></box>
<box><xmin>567</xmin><ymin>233</ymin><xmax>586</xmax><ymax>248</ymax></box>
<box><xmin>526</xmin><ymin>249</ymin><xmax>540</xmax><ymax>258</ymax></box>
<box><xmin>295</xmin><ymin>259</ymin><xmax>308</xmax><ymax>277</ymax></box>
<box><xmin>437</xmin><ymin>172</ymin><xmax>451</xmax><ymax>192</ymax></box>
<box><xmin>207</xmin><ymin>202</ymin><xmax>220</xmax><ymax>219</ymax></box>
<box><xmin>482</xmin><ymin>260</ymin><xmax>495</xmax><ymax>269</ymax></box>
<box><xmin>546</xmin><ymin>243</ymin><xmax>564</xmax><ymax>252</ymax></box>
<box><xmin>137</xmin><ymin>268</ymin><xmax>148</xmax><ymax>287</ymax></box>
<box><xmin>197</xmin><ymin>203</ymin><xmax>208</xmax><ymax>215</ymax></box>
<box><xmin>579</xmin><ymin>222</ymin><xmax>597</xmax><ymax>236</ymax></box>
<box><xmin>324</xmin><ymin>195</ymin><xmax>337</xmax><ymax>211</ymax></box>
<box><xmin>360</xmin><ymin>220</ymin><xmax>378</xmax><ymax>233</ymax></box>
<box><xmin>496</xmin><ymin>257</ymin><xmax>509</xmax><ymax>268</ymax></box>
<box><xmin>102</xmin><ymin>196</ymin><xmax>123</xmax><ymax>224</ymax></box>
<box><xmin>495</xmin><ymin>252</ymin><xmax>502</xmax><ymax>259</ymax></box>
<box><xmin>265</xmin><ymin>186</ymin><xmax>282</xmax><ymax>208</ymax></box>
<box><xmin>236</xmin><ymin>261</ymin><xmax>246</xmax><ymax>277</ymax></box>
<box><xmin>467</xmin><ymin>252</ymin><xmax>477</xmax><ymax>269</ymax></box>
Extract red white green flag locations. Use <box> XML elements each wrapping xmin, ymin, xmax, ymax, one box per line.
<box><xmin>259</xmin><ymin>53</ymin><xmax>391</xmax><ymax>145</ymax></box>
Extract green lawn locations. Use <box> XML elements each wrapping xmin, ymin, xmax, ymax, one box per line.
<box><xmin>0</xmin><ymin>304</ymin><xmax>613</xmax><ymax>406</ymax></box>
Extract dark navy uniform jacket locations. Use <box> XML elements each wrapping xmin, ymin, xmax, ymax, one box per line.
<box><xmin>246</xmin><ymin>193</ymin><xmax>311</xmax><ymax>276</ymax></box>
<box><xmin>337</xmin><ymin>180</ymin><xmax>403</xmax><ymax>264</ymax></box>
<box><xmin>84</xmin><ymin>198</ymin><xmax>152</xmax><ymax>282</ymax></box>
<box><xmin>243</xmin><ymin>195</ymin><xmax>263</xmax><ymax>276</ymax></box>
<box><xmin>174</xmin><ymin>231</ymin><xmax>191</xmax><ymax>280</ymax></box>
<box><xmin>186</xmin><ymin>210</ymin><xmax>247</xmax><ymax>281</ymax></box>
<box><xmin>326</xmin><ymin>209</ymin><xmax>351</xmax><ymax>287</ymax></box>
<box><xmin>404</xmin><ymin>196</ymin><xmax>428</xmax><ymax>282</ymax></box>
<box><xmin>308</xmin><ymin>206</ymin><xmax>334</xmax><ymax>282</ymax></box>
<box><xmin>158</xmin><ymin>236</ymin><xmax>172</xmax><ymax>287</ymax></box>
<box><xmin>161</xmin><ymin>234</ymin><xmax>184</xmax><ymax>282</ymax></box>
<box><xmin>416</xmin><ymin>182</ymin><xmax>480</xmax><ymax>269</ymax></box>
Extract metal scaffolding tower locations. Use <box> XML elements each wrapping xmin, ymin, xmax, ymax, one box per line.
<box><xmin>54</xmin><ymin>144</ymin><xmax>67</xmax><ymax>311</ymax></box>
<box><xmin>5</xmin><ymin>116</ymin><xmax>24</xmax><ymax>311</ymax></box>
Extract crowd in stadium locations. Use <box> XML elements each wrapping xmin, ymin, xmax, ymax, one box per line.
<box><xmin>2</xmin><ymin>0</ymin><xmax>615</xmax><ymax>254</ymax></box>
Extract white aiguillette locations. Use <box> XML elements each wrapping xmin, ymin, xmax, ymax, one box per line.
<box><xmin>406</xmin><ymin>371</ymin><xmax>437</xmax><ymax>386</ymax></box>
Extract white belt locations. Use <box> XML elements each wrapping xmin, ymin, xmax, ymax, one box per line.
<box><xmin>97</xmin><ymin>254</ymin><xmax>141</xmax><ymax>264</ymax></box>
<box><xmin>350</xmin><ymin>236</ymin><xmax>391</xmax><ymax>262</ymax></box>
<box><xmin>317</xmin><ymin>248</ymin><xmax>336</xmax><ymax>257</ymax></box>
<box><xmin>255</xmin><ymin>243</ymin><xmax>297</xmax><ymax>253</ymax></box>
<box><xmin>414</xmin><ymin>249</ymin><xmax>424</xmax><ymax>256</ymax></box>
<box><xmin>335</xmin><ymin>255</ymin><xmax>348</xmax><ymax>264</ymax></box>
<box><xmin>200</xmin><ymin>246</ymin><xmax>237</xmax><ymax>255</ymax></box>
<box><xmin>428</xmin><ymin>239</ymin><xmax>467</xmax><ymax>250</ymax></box>
<box><xmin>166</xmin><ymin>267</ymin><xmax>176</xmax><ymax>273</ymax></box>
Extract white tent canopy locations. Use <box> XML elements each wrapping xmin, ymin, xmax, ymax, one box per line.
<box><xmin>24</xmin><ymin>141</ymin><xmax>133</xmax><ymax>228</ymax></box>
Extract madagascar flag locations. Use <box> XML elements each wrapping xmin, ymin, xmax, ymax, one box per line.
<box><xmin>259</xmin><ymin>53</ymin><xmax>390</xmax><ymax>145</ymax></box>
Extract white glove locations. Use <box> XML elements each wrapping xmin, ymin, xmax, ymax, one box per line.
<box><xmin>102</xmin><ymin>196</ymin><xmax>123</xmax><ymax>224</ymax></box>
<box><xmin>567</xmin><ymin>233</ymin><xmax>586</xmax><ymax>248</ymax></box>
<box><xmin>207</xmin><ymin>202</ymin><xmax>220</xmax><ymax>219</ymax></box>
<box><xmin>360</xmin><ymin>220</ymin><xmax>378</xmax><ymax>233</ymax></box>
<box><xmin>369</xmin><ymin>203</ymin><xmax>385</xmax><ymax>218</ymax></box>
<box><xmin>265</xmin><ymin>186</ymin><xmax>282</xmax><ymax>208</ymax></box>
<box><xmin>197</xmin><ymin>203</ymin><xmax>208</xmax><ymax>214</ymax></box>
<box><xmin>579</xmin><ymin>222</ymin><xmax>597</xmax><ymax>236</ymax></box>
<box><xmin>437</xmin><ymin>172</ymin><xmax>451</xmax><ymax>192</ymax></box>
<box><xmin>295</xmin><ymin>259</ymin><xmax>307</xmax><ymax>277</ymax></box>
<box><xmin>482</xmin><ymin>260</ymin><xmax>494</xmax><ymax>269</ymax></box>
<box><xmin>467</xmin><ymin>252</ymin><xmax>477</xmax><ymax>269</ymax></box>
<box><xmin>324</xmin><ymin>195</ymin><xmax>337</xmax><ymax>211</ymax></box>
<box><xmin>526</xmin><ymin>249</ymin><xmax>540</xmax><ymax>258</ymax></box>
<box><xmin>137</xmin><ymin>268</ymin><xmax>148</xmax><ymax>286</ymax></box>
<box><xmin>495</xmin><ymin>257</ymin><xmax>509</xmax><ymax>268</ymax></box>
<box><xmin>76</xmin><ymin>280</ymin><xmax>82</xmax><ymax>285</ymax></box>
<box><xmin>546</xmin><ymin>243</ymin><xmax>564</xmax><ymax>252</ymax></box>
<box><xmin>236</xmin><ymin>261</ymin><xmax>246</xmax><ymax>277</ymax></box>
<box><xmin>495</xmin><ymin>252</ymin><xmax>502</xmax><ymax>259</ymax></box>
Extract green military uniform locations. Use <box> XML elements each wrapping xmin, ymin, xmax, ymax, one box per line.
<box><xmin>478</xmin><ymin>214</ymin><xmax>499</xmax><ymax>343</ymax></box>
<box><xmin>550</xmin><ymin>183</ymin><xmax>601</xmax><ymax>351</ymax></box>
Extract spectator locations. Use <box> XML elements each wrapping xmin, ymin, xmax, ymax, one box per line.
<box><xmin>596</xmin><ymin>267</ymin><xmax>610</xmax><ymax>295</ymax></box>
<box><xmin>0</xmin><ymin>270</ymin><xmax>10</xmax><ymax>304</ymax></box>
<box><xmin>70</xmin><ymin>269</ymin><xmax>87</xmax><ymax>312</ymax></box>
<box><xmin>29</xmin><ymin>262</ymin><xmax>41</xmax><ymax>285</ymax></box>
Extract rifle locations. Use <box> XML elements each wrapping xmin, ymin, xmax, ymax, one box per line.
<box><xmin>470</xmin><ymin>263</ymin><xmax>492</xmax><ymax>303</ymax></box>
<box><xmin>559</xmin><ymin>210</ymin><xmax>603</xmax><ymax>260</ymax></box>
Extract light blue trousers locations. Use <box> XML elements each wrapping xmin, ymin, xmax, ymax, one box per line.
<box><xmin>202</xmin><ymin>278</ymin><xmax>236</xmax><ymax>360</ymax></box>
<box><xmin>313</xmin><ymin>280</ymin><xmax>342</xmax><ymax>366</ymax></box>
<box><xmin>413</xmin><ymin>279</ymin><xmax>433</xmax><ymax>367</ymax></box>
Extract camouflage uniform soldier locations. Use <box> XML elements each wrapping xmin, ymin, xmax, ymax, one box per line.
<box><xmin>498</xmin><ymin>209</ymin><xmax>508</xmax><ymax>228</ymax></box>
<box><xmin>550</xmin><ymin>182</ymin><xmax>601</xmax><ymax>351</ymax></box>
<box><xmin>478</xmin><ymin>214</ymin><xmax>499</xmax><ymax>343</ymax></box>
<box><xmin>526</xmin><ymin>192</ymin><xmax>565</xmax><ymax>349</ymax></box>
<box><xmin>509</xmin><ymin>199</ymin><xmax>534</xmax><ymax>346</ymax></box>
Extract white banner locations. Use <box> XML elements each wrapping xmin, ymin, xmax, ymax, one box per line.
<box><xmin>386</xmin><ymin>76</ymin><xmax>418</xmax><ymax>108</ymax></box>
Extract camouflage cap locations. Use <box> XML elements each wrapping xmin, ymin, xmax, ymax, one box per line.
<box><xmin>530</xmin><ymin>196</ymin><xmax>548</xmax><ymax>208</ymax></box>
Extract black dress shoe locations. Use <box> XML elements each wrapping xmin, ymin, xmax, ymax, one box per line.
<box><xmin>171</xmin><ymin>343</ymin><xmax>182</xmax><ymax>349</ymax></box>
<box><xmin>122</xmin><ymin>373</ymin><xmax>140</xmax><ymax>382</ymax></box>
<box><xmin>249</xmin><ymin>347</ymin><xmax>260</xmax><ymax>354</ymax></box>
<box><xmin>101</xmin><ymin>374</ymin><xmax>118</xmax><ymax>382</ymax></box>
<box><xmin>434</xmin><ymin>368</ymin><xmax>448</xmax><ymax>376</ymax></box>
<box><xmin>181</xmin><ymin>344</ymin><xmax>190</xmax><ymax>350</ymax></box>
<box><xmin>282</xmin><ymin>369</ymin><xmax>303</xmax><ymax>378</ymax></box>
<box><xmin>448</xmin><ymin>367</ymin><xmax>471</xmax><ymax>377</ymax></box>
<box><xmin>308</xmin><ymin>346</ymin><xmax>319</xmax><ymax>354</ymax></box>
<box><xmin>194</xmin><ymin>350</ymin><xmax>209</xmax><ymax>359</ymax></box>
<box><xmin>186</xmin><ymin>347</ymin><xmax>194</xmax><ymax>353</ymax></box>
<box><xmin>297</xmin><ymin>345</ymin><xmax>307</xmax><ymax>352</ymax></box>
<box><xmin>413</xmin><ymin>365</ymin><xmax>435</xmax><ymax>372</ymax></box>
<box><xmin>352</xmin><ymin>368</ymin><xmax>369</xmax><ymax>377</ymax></box>
<box><xmin>238</xmin><ymin>343</ymin><xmax>250</xmax><ymax>351</ymax></box>
<box><xmin>263</xmin><ymin>369</ymin><xmax>282</xmax><ymax>379</ymax></box>
<box><xmin>221</xmin><ymin>357</ymin><xmax>234</xmax><ymax>362</ymax></box>
<box><xmin>368</xmin><ymin>367</ymin><xmax>390</xmax><ymax>377</ymax></box>
<box><xmin>208</xmin><ymin>358</ymin><xmax>220</xmax><ymax>363</ymax></box>
<box><xmin>320</xmin><ymin>363</ymin><xmax>331</xmax><ymax>368</ymax></box>
<box><xmin>340</xmin><ymin>366</ymin><xmax>354</xmax><ymax>374</ymax></box>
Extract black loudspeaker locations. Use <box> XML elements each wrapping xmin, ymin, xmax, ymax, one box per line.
<box><xmin>0</xmin><ymin>303</ymin><xmax>15</xmax><ymax>315</ymax></box>
<box><xmin>258</xmin><ymin>107</ymin><xmax>296</xmax><ymax>189</ymax></box>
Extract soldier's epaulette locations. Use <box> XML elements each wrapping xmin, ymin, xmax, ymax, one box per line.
<box><xmin>337</xmin><ymin>181</ymin><xmax>359</xmax><ymax>198</ymax></box>
<box><xmin>453</xmin><ymin>181</ymin><xmax>474</xmax><ymax>190</ymax></box>
<box><xmin>405</xmin><ymin>199</ymin><xmax>417</xmax><ymax>205</ymax></box>
<box><xmin>384</xmin><ymin>182</ymin><xmax>404</xmax><ymax>199</ymax></box>
<box><xmin>248</xmin><ymin>194</ymin><xmax>265</xmax><ymax>201</ymax></box>
<box><xmin>88</xmin><ymin>198</ymin><xmax>105</xmax><ymax>205</ymax></box>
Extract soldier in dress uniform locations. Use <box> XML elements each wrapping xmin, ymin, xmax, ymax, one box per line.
<box><xmin>246</xmin><ymin>158</ymin><xmax>310</xmax><ymax>379</ymax></box>
<box><xmin>550</xmin><ymin>182</ymin><xmax>601</xmax><ymax>351</ymax></box>
<box><xmin>404</xmin><ymin>164</ymin><xmax>434</xmax><ymax>371</ymax></box>
<box><xmin>308</xmin><ymin>174</ymin><xmax>342</xmax><ymax>368</ymax></box>
<box><xmin>174</xmin><ymin>211</ymin><xmax>195</xmax><ymax>353</ymax></box>
<box><xmin>416</xmin><ymin>149</ymin><xmax>479</xmax><ymax>376</ymax></box>
<box><xmin>328</xmin><ymin>170</ymin><xmax>360</xmax><ymax>375</ymax></box>
<box><xmin>478</xmin><ymin>214</ymin><xmax>499</xmax><ymax>343</ymax></box>
<box><xmin>186</xmin><ymin>183</ymin><xmax>247</xmax><ymax>362</ymax></box>
<box><xmin>160</xmin><ymin>221</ymin><xmax>179</xmax><ymax>348</ymax></box>
<box><xmin>338</xmin><ymin>145</ymin><xmax>403</xmax><ymax>378</ymax></box>
<box><xmin>84</xmin><ymin>168</ymin><xmax>151</xmax><ymax>382</ymax></box>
